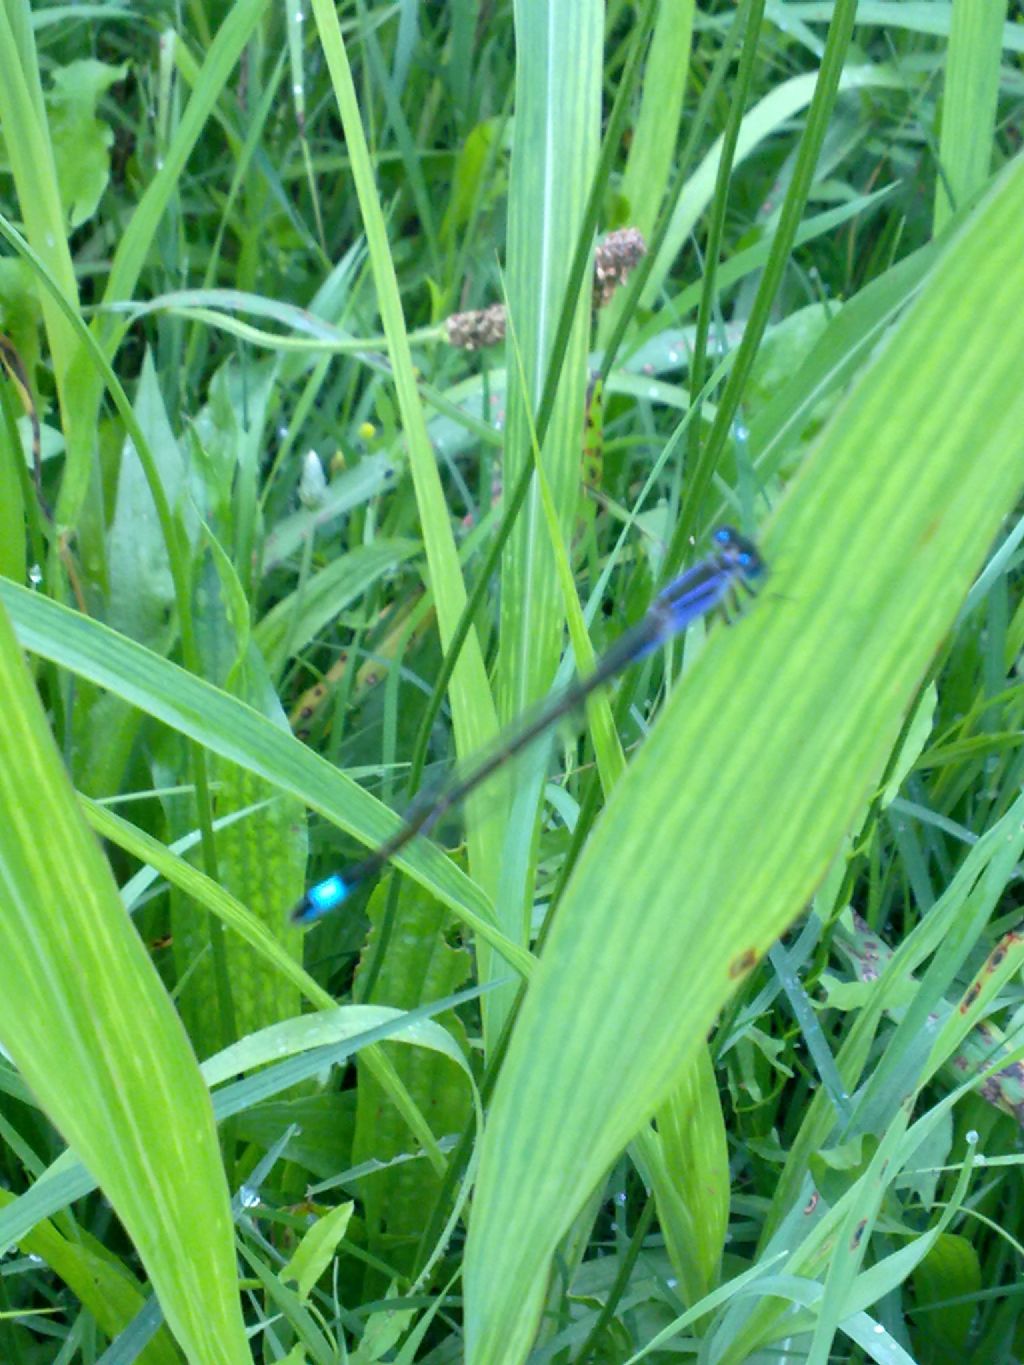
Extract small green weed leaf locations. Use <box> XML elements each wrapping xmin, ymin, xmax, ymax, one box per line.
<box><xmin>47</xmin><ymin>60</ymin><xmax>126</xmax><ymax>227</ymax></box>
<box><xmin>882</xmin><ymin>683</ymin><xmax>937</xmax><ymax>808</ymax></box>
<box><xmin>911</xmin><ymin>1232</ymin><xmax>982</xmax><ymax>1354</ymax></box>
<box><xmin>282</xmin><ymin>1200</ymin><xmax>354</xmax><ymax>1301</ymax></box>
<box><xmin>107</xmin><ymin>352</ymin><xmax>188</xmax><ymax>649</ymax></box>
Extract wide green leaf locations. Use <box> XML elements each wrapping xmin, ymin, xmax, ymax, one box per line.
<box><xmin>0</xmin><ymin>603</ymin><xmax>248</xmax><ymax>1361</ymax></box>
<box><xmin>463</xmin><ymin>155</ymin><xmax>1024</xmax><ymax>1365</ymax></box>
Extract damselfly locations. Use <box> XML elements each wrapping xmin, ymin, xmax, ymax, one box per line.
<box><xmin>292</xmin><ymin>525</ymin><xmax>765</xmax><ymax>924</ymax></box>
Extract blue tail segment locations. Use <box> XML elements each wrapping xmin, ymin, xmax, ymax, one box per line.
<box><xmin>292</xmin><ymin>873</ymin><xmax>351</xmax><ymax>923</ymax></box>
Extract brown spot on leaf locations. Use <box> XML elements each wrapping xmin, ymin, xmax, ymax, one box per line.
<box><xmin>729</xmin><ymin>948</ymin><xmax>758</xmax><ymax>979</ymax></box>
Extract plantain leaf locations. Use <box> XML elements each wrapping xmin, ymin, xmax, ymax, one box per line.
<box><xmin>0</xmin><ymin>602</ymin><xmax>248</xmax><ymax>1360</ymax></box>
<box><xmin>463</xmin><ymin>155</ymin><xmax>1024</xmax><ymax>1365</ymax></box>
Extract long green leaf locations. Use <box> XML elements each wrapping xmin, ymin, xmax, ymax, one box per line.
<box><xmin>642</xmin><ymin>65</ymin><xmax>903</xmax><ymax>305</ymax></box>
<box><xmin>463</xmin><ymin>154</ymin><xmax>1024</xmax><ymax>1365</ymax></box>
<box><xmin>0</xmin><ymin>1</ymin><xmax>78</xmax><ymax>386</ymax></box>
<box><xmin>309</xmin><ymin>0</ymin><xmax>503</xmax><ymax>925</ymax></box>
<box><xmin>618</xmin><ymin>0</ymin><xmax>694</xmax><ymax>239</ymax></box>
<box><xmin>486</xmin><ymin>0</ymin><xmax>602</xmax><ymax>1044</ymax></box>
<box><xmin>933</xmin><ymin>0</ymin><xmax>1007</xmax><ymax>231</ymax></box>
<box><xmin>497</xmin><ymin>2</ymin><xmax>602</xmax><ymax>722</ymax></box>
<box><xmin>0</xmin><ymin>603</ymin><xmax>248</xmax><ymax>1362</ymax></box>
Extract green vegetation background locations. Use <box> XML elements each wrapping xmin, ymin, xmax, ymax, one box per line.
<box><xmin>1</xmin><ymin>2</ymin><xmax>1023</xmax><ymax>1362</ymax></box>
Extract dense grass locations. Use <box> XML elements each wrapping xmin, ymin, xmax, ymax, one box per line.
<box><xmin>1</xmin><ymin>2</ymin><xmax>1024</xmax><ymax>1362</ymax></box>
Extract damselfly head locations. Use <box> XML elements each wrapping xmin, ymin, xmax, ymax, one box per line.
<box><xmin>711</xmin><ymin>525</ymin><xmax>766</xmax><ymax>582</ymax></box>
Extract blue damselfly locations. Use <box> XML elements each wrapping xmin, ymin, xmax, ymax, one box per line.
<box><xmin>292</xmin><ymin>524</ymin><xmax>764</xmax><ymax>923</ymax></box>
